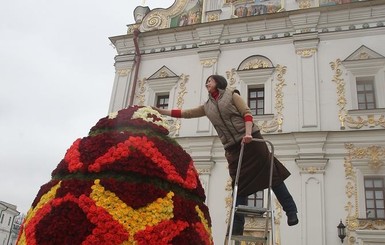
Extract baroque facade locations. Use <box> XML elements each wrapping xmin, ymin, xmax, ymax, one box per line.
<box><xmin>0</xmin><ymin>201</ymin><xmax>20</xmax><ymax>245</ymax></box>
<box><xmin>108</xmin><ymin>0</ymin><xmax>385</xmax><ymax>244</ymax></box>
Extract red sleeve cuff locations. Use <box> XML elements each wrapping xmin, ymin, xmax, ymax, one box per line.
<box><xmin>171</xmin><ymin>109</ymin><xmax>182</xmax><ymax>118</ymax></box>
<box><xmin>244</xmin><ymin>115</ymin><xmax>253</xmax><ymax>122</ymax></box>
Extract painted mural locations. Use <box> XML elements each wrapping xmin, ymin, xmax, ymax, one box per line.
<box><xmin>319</xmin><ymin>0</ymin><xmax>361</xmax><ymax>7</ymax></box>
<box><xmin>170</xmin><ymin>0</ymin><xmax>203</xmax><ymax>27</ymax></box>
<box><xmin>233</xmin><ymin>0</ymin><xmax>282</xmax><ymax>18</ymax></box>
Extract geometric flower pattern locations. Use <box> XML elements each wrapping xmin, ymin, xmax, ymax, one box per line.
<box><xmin>16</xmin><ymin>106</ymin><xmax>213</xmax><ymax>244</ymax></box>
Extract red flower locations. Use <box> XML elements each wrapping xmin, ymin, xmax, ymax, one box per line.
<box><xmin>135</xmin><ymin>220</ymin><xmax>189</xmax><ymax>245</ymax></box>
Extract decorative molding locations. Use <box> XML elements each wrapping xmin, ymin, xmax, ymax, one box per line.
<box><xmin>224</xmin><ymin>178</ymin><xmax>281</xmax><ymax>242</ymax></box>
<box><xmin>344</xmin><ymin>143</ymin><xmax>385</xmax><ymax>244</ymax></box>
<box><xmin>196</xmin><ymin>168</ymin><xmax>212</xmax><ymax>174</ymax></box>
<box><xmin>256</xmin><ymin>116</ymin><xmax>280</xmax><ymax>134</ymax></box>
<box><xmin>224</xmin><ymin>178</ymin><xmax>233</xmax><ymax>224</ymax></box>
<box><xmin>235</xmin><ymin>63</ymin><xmax>286</xmax><ymax>133</ymax></box>
<box><xmin>139</xmin><ymin>0</ymin><xmax>188</xmax><ymax>32</ymax></box>
<box><xmin>245</xmin><ymin>216</ymin><xmax>271</xmax><ymax>230</ymax></box>
<box><xmin>357</xmin><ymin>219</ymin><xmax>385</xmax><ymax>230</ymax></box>
<box><xmin>116</xmin><ymin>68</ymin><xmax>130</xmax><ymax>77</ymax></box>
<box><xmin>206</xmin><ymin>12</ymin><xmax>220</xmax><ymax>22</ymax></box>
<box><xmin>148</xmin><ymin>65</ymin><xmax>178</xmax><ymax>80</ymax></box>
<box><xmin>296</xmin><ymin>158</ymin><xmax>329</xmax><ymax>174</ymax></box>
<box><xmin>330</xmin><ymin>58</ymin><xmax>385</xmax><ymax>130</ymax></box>
<box><xmin>274</xmin><ymin>64</ymin><xmax>287</xmax><ymax>133</ymax></box>
<box><xmin>195</xmin><ymin>161</ymin><xmax>215</xmax><ymax>175</ymax></box>
<box><xmin>137</xmin><ymin>0</ymin><xmax>213</xmax><ymax>32</ymax></box>
<box><xmin>200</xmin><ymin>58</ymin><xmax>217</xmax><ymax>68</ymax></box>
<box><xmin>344</xmin><ymin>45</ymin><xmax>385</xmax><ymax>61</ymax></box>
<box><xmin>298</xmin><ymin>0</ymin><xmax>312</xmax><ymax>9</ymax></box>
<box><xmin>346</xmin><ymin>143</ymin><xmax>385</xmax><ymax>171</ymax></box>
<box><xmin>274</xmin><ymin>199</ymin><xmax>282</xmax><ymax>245</ymax></box>
<box><xmin>238</xmin><ymin>56</ymin><xmax>273</xmax><ymax>70</ymax></box>
<box><xmin>135</xmin><ymin>78</ymin><xmax>147</xmax><ymax>106</ymax></box>
<box><xmin>127</xmin><ymin>24</ymin><xmax>140</xmax><ymax>34</ymax></box>
<box><xmin>241</xmin><ymin>59</ymin><xmax>270</xmax><ymax>70</ymax></box>
<box><xmin>296</xmin><ymin>48</ymin><xmax>317</xmax><ymax>58</ymax></box>
<box><xmin>344</xmin><ymin>143</ymin><xmax>359</xmax><ymax>245</ymax></box>
<box><xmin>225</xmin><ymin>68</ymin><xmax>237</xmax><ymax>88</ymax></box>
<box><xmin>342</xmin><ymin>45</ymin><xmax>385</xmax><ymax>77</ymax></box>
<box><xmin>159</xmin><ymin>70</ymin><xmax>169</xmax><ymax>78</ymax></box>
<box><xmin>169</xmin><ymin>74</ymin><xmax>189</xmax><ymax>136</ymax></box>
<box><xmin>176</xmin><ymin>74</ymin><xmax>188</xmax><ymax>109</ymax></box>
<box><xmin>345</xmin><ymin>113</ymin><xmax>385</xmax><ymax>129</ymax></box>
<box><xmin>330</xmin><ymin>59</ymin><xmax>347</xmax><ymax>129</ymax></box>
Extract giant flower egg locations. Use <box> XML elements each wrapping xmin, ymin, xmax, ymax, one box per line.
<box><xmin>17</xmin><ymin>106</ymin><xmax>213</xmax><ymax>245</ymax></box>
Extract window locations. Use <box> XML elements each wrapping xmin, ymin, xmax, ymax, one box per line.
<box><xmin>364</xmin><ymin>176</ymin><xmax>385</xmax><ymax>219</ymax></box>
<box><xmin>248</xmin><ymin>191</ymin><xmax>264</xmax><ymax>208</ymax></box>
<box><xmin>1</xmin><ymin>214</ymin><xmax>3</xmax><ymax>223</ymax></box>
<box><xmin>156</xmin><ymin>95</ymin><xmax>169</xmax><ymax>109</ymax></box>
<box><xmin>356</xmin><ymin>77</ymin><xmax>376</xmax><ymax>110</ymax></box>
<box><xmin>341</xmin><ymin>45</ymin><xmax>385</xmax><ymax>112</ymax></box>
<box><xmin>248</xmin><ymin>88</ymin><xmax>265</xmax><ymax>115</ymax></box>
<box><xmin>8</xmin><ymin>217</ymin><xmax>11</xmax><ymax>226</ymax></box>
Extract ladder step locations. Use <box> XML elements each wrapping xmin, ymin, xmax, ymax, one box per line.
<box><xmin>236</xmin><ymin>205</ymin><xmax>269</xmax><ymax>216</ymax></box>
<box><xmin>231</xmin><ymin>235</ymin><xmax>267</xmax><ymax>242</ymax></box>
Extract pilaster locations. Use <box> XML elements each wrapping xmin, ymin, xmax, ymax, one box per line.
<box><xmin>109</xmin><ymin>54</ymin><xmax>135</xmax><ymax>112</ymax></box>
<box><xmin>176</xmin><ymin>137</ymin><xmax>216</xmax><ymax>204</ymax></box>
<box><xmin>196</xmin><ymin>42</ymin><xmax>222</xmax><ymax>133</ymax></box>
<box><xmin>296</xmin><ymin>158</ymin><xmax>328</xmax><ymax>245</ymax></box>
<box><xmin>293</xmin><ymin>33</ymin><xmax>321</xmax><ymax>130</ymax></box>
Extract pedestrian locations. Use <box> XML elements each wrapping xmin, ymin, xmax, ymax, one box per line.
<box><xmin>152</xmin><ymin>74</ymin><xmax>298</xmax><ymax>237</ymax></box>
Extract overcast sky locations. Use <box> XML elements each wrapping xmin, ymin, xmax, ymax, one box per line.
<box><xmin>0</xmin><ymin>0</ymin><xmax>175</xmax><ymax>215</ymax></box>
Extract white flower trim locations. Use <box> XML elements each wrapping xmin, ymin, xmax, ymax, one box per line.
<box><xmin>132</xmin><ymin>107</ymin><xmax>170</xmax><ymax>131</ymax></box>
<box><xmin>108</xmin><ymin>111</ymin><xmax>119</xmax><ymax>119</ymax></box>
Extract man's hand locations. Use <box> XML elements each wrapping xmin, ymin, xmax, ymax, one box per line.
<box><xmin>242</xmin><ymin>134</ymin><xmax>252</xmax><ymax>144</ymax></box>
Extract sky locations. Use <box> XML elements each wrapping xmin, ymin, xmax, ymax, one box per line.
<box><xmin>0</xmin><ymin>0</ymin><xmax>175</xmax><ymax>215</ymax></box>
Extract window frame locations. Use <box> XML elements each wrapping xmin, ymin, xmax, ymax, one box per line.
<box><xmin>364</xmin><ymin>176</ymin><xmax>385</xmax><ymax>219</ymax></box>
<box><xmin>342</xmin><ymin>51</ymin><xmax>385</xmax><ymax>111</ymax></box>
<box><xmin>237</xmin><ymin>68</ymin><xmax>274</xmax><ymax>116</ymax></box>
<box><xmin>248</xmin><ymin>86</ymin><xmax>265</xmax><ymax>116</ymax></box>
<box><xmin>355</xmin><ymin>76</ymin><xmax>378</xmax><ymax>110</ymax></box>
<box><xmin>155</xmin><ymin>94</ymin><xmax>170</xmax><ymax>109</ymax></box>
<box><xmin>248</xmin><ymin>190</ymin><xmax>264</xmax><ymax>208</ymax></box>
<box><xmin>353</xmin><ymin>158</ymin><xmax>385</xmax><ymax>220</ymax></box>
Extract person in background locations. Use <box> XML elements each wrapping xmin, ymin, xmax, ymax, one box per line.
<box><xmin>152</xmin><ymin>75</ymin><xmax>298</xmax><ymax>237</ymax></box>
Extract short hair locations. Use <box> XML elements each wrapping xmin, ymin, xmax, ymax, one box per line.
<box><xmin>206</xmin><ymin>75</ymin><xmax>228</xmax><ymax>90</ymax></box>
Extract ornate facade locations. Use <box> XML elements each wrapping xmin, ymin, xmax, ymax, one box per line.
<box><xmin>109</xmin><ymin>0</ymin><xmax>385</xmax><ymax>244</ymax></box>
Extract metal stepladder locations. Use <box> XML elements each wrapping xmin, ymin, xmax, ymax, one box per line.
<box><xmin>226</xmin><ymin>138</ymin><xmax>275</xmax><ymax>245</ymax></box>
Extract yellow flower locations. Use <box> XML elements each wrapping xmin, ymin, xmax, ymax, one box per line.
<box><xmin>90</xmin><ymin>180</ymin><xmax>175</xmax><ymax>237</ymax></box>
<box><xmin>196</xmin><ymin>206</ymin><xmax>211</xmax><ymax>235</ymax></box>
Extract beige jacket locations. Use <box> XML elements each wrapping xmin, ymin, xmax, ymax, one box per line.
<box><xmin>180</xmin><ymin>88</ymin><xmax>258</xmax><ymax>149</ymax></box>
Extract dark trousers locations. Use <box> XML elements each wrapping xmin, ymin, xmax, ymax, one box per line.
<box><xmin>232</xmin><ymin>182</ymin><xmax>297</xmax><ymax>235</ymax></box>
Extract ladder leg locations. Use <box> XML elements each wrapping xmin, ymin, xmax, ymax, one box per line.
<box><xmin>227</xmin><ymin>143</ymin><xmax>245</xmax><ymax>245</ymax></box>
<box><xmin>226</xmin><ymin>139</ymin><xmax>277</xmax><ymax>245</ymax></box>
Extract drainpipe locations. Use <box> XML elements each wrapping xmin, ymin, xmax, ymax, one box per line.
<box><xmin>129</xmin><ymin>28</ymin><xmax>142</xmax><ymax>106</ymax></box>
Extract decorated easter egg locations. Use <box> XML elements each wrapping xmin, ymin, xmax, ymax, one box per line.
<box><xmin>16</xmin><ymin>106</ymin><xmax>213</xmax><ymax>245</ymax></box>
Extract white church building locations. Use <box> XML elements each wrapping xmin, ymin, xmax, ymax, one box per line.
<box><xmin>108</xmin><ymin>0</ymin><xmax>385</xmax><ymax>244</ymax></box>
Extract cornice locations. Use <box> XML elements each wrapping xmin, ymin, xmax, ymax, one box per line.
<box><xmin>140</xmin><ymin>47</ymin><xmax>199</xmax><ymax>60</ymax></box>
<box><xmin>296</xmin><ymin>158</ymin><xmax>329</xmax><ymax>174</ymax></box>
<box><xmin>318</xmin><ymin>25</ymin><xmax>385</xmax><ymax>41</ymax></box>
<box><xmin>109</xmin><ymin>2</ymin><xmax>385</xmax><ymax>56</ymax></box>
